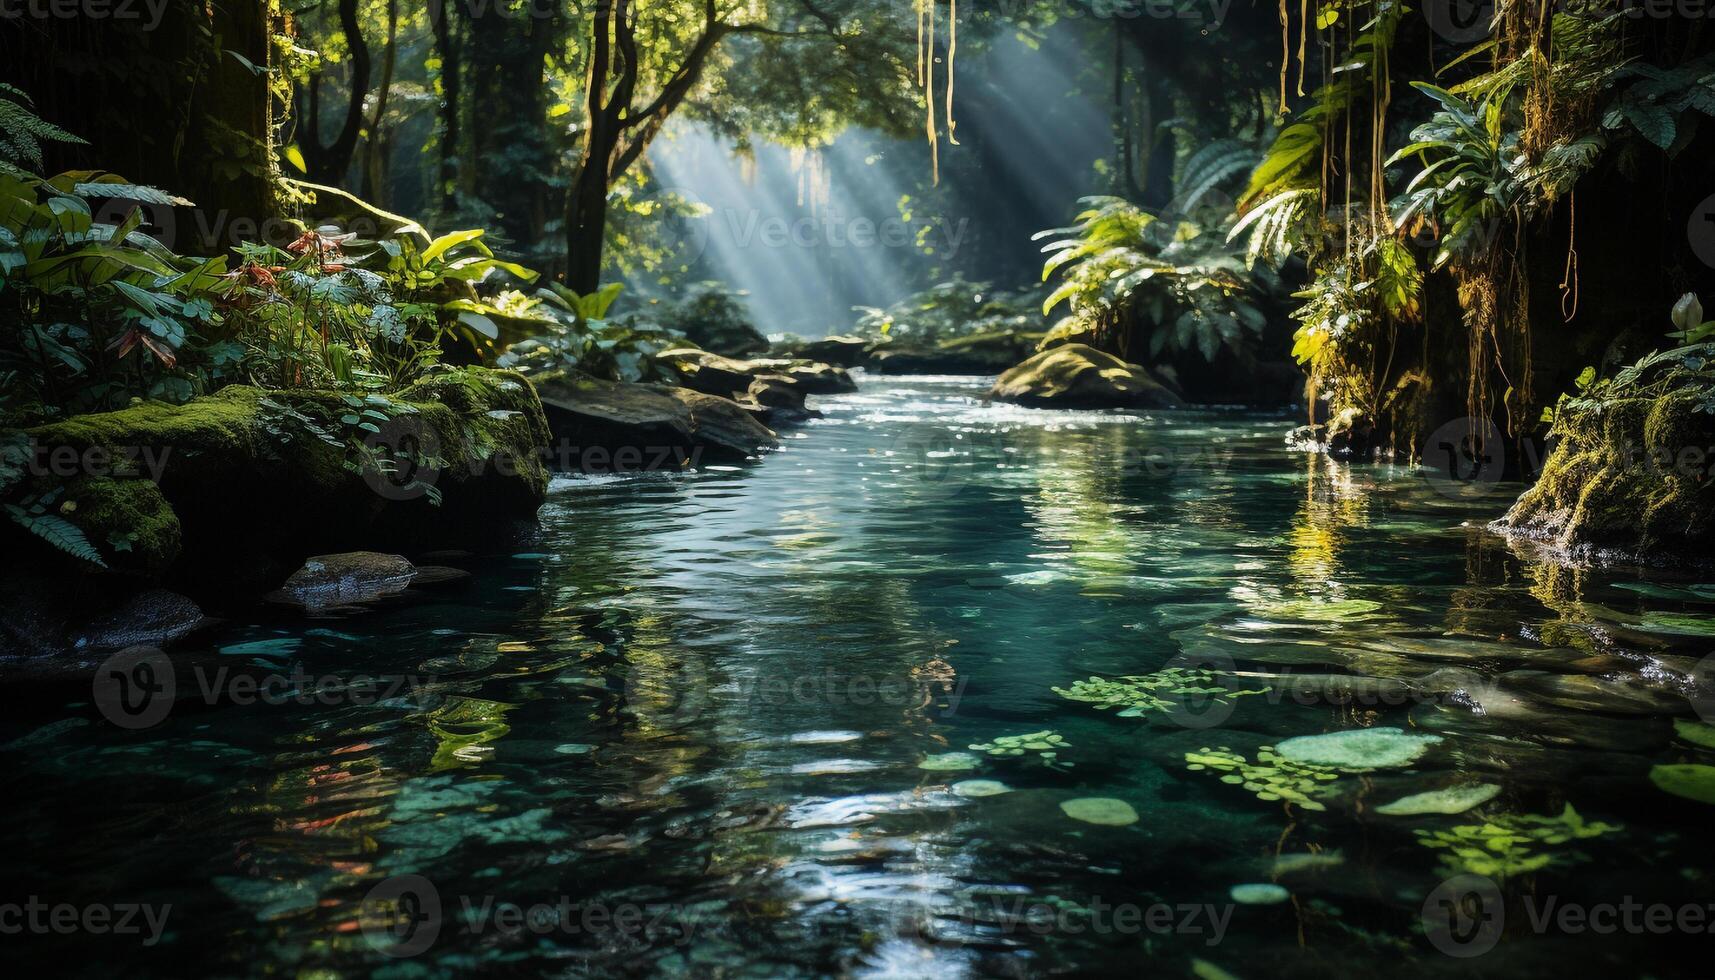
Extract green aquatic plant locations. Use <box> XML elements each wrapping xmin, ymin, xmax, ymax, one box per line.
<box><xmin>1636</xmin><ymin>612</ymin><xmax>1715</xmax><ymax>639</ymax></box>
<box><xmin>1249</xmin><ymin>597</ymin><xmax>1386</xmax><ymax>623</ymax></box>
<box><xmin>1672</xmin><ymin>720</ymin><xmax>1715</xmax><ymax>751</ymax></box>
<box><xmin>1059</xmin><ymin>797</ymin><xmax>1139</xmax><ymax>826</ymax></box>
<box><xmin>1274</xmin><ymin>727</ymin><xmax>1442</xmax><ymax>771</ymax></box>
<box><xmin>968</xmin><ymin>731</ymin><xmax>1071</xmax><ymax>768</ymax></box>
<box><xmin>1053</xmin><ymin>667</ymin><xmax>1265</xmax><ymax>718</ymax></box>
<box><xmin>1649</xmin><ymin>764</ymin><xmax>1715</xmax><ymax>804</ymax></box>
<box><xmin>1375</xmin><ymin>784</ymin><xmax>1501</xmax><ymax>816</ymax></box>
<box><xmin>919</xmin><ymin>752</ymin><xmax>981</xmax><ymax>772</ymax></box>
<box><xmin>1229</xmin><ymin>883</ymin><xmax>1290</xmax><ymax>905</ymax></box>
<box><xmin>951</xmin><ymin>779</ymin><xmax>1012</xmax><ymax>798</ymax></box>
<box><xmin>1184</xmin><ymin>745</ymin><xmax>1338</xmax><ymax>811</ymax></box>
<box><xmin>1414</xmin><ymin>805</ymin><xmax>1621</xmax><ymax>879</ymax></box>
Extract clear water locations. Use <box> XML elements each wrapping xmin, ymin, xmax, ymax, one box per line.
<box><xmin>5</xmin><ymin>376</ymin><xmax>1714</xmax><ymax>977</ymax></box>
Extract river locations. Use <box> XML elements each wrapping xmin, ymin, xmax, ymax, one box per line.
<box><xmin>4</xmin><ymin>375</ymin><xmax>1712</xmax><ymax>977</ymax></box>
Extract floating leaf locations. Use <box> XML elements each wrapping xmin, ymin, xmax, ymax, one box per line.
<box><xmin>1275</xmin><ymin>727</ymin><xmax>1442</xmax><ymax>770</ymax></box>
<box><xmin>951</xmin><ymin>779</ymin><xmax>1012</xmax><ymax>798</ymax></box>
<box><xmin>1375</xmin><ymin>783</ymin><xmax>1501</xmax><ymax>816</ymax></box>
<box><xmin>1650</xmin><ymin>763</ymin><xmax>1715</xmax><ymax>804</ymax></box>
<box><xmin>919</xmin><ymin>752</ymin><xmax>981</xmax><ymax>772</ymax></box>
<box><xmin>1673</xmin><ymin>719</ymin><xmax>1715</xmax><ymax>750</ymax></box>
<box><xmin>1059</xmin><ymin>797</ymin><xmax>1139</xmax><ymax>826</ymax></box>
<box><xmin>1230</xmin><ymin>883</ymin><xmax>1290</xmax><ymax>905</ymax></box>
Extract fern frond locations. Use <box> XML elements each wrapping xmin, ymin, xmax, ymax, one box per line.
<box><xmin>5</xmin><ymin>505</ymin><xmax>107</xmax><ymax>567</ymax></box>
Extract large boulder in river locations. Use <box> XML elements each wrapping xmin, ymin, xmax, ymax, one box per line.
<box><xmin>867</xmin><ymin>330</ymin><xmax>1039</xmax><ymax>375</ymax></box>
<box><xmin>988</xmin><ymin>344</ymin><xmax>1183</xmax><ymax>410</ymax></box>
<box><xmin>1494</xmin><ymin>374</ymin><xmax>1715</xmax><ymax>565</ymax></box>
<box><xmin>791</xmin><ymin>335</ymin><xmax>870</xmax><ymax>367</ymax></box>
<box><xmin>660</xmin><ymin>348</ymin><xmax>856</xmax><ymax>398</ymax></box>
<box><xmin>533</xmin><ymin>372</ymin><xmax>777</xmax><ymax>470</ymax></box>
<box><xmin>8</xmin><ymin>366</ymin><xmax>550</xmax><ymax>599</ymax></box>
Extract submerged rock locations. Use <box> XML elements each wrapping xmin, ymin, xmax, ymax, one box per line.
<box><xmin>76</xmin><ymin>588</ymin><xmax>210</xmax><ymax>652</ymax></box>
<box><xmin>0</xmin><ymin>570</ymin><xmax>208</xmax><ymax>661</ymax></box>
<box><xmin>988</xmin><ymin>344</ymin><xmax>1183</xmax><ymax>410</ymax></box>
<box><xmin>272</xmin><ymin>551</ymin><xmax>417</xmax><ymax>611</ymax></box>
<box><xmin>533</xmin><ymin>372</ymin><xmax>777</xmax><ymax>467</ymax></box>
<box><xmin>1493</xmin><ymin>381</ymin><xmax>1715</xmax><ymax>565</ymax></box>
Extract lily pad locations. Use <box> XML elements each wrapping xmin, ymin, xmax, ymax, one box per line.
<box><xmin>1229</xmin><ymin>883</ymin><xmax>1290</xmax><ymax>905</ymax></box>
<box><xmin>919</xmin><ymin>752</ymin><xmax>981</xmax><ymax>772</ymax></box>
<box><xmin>1650</xmin><ymin>763</ymin><xmax>1715</xmax><ymax>804</ymax></box>
<box><xmin>1673</xmin><ymin>719</ymin><xmax>1715</xmax><ymax>750</ymax></box>
<box><xmin>1059</xmin><ymin>797</ymin><xmax>1139</xmax><ymax>826</ymax></box>
<box><xmin>1275</xmin><ymin>727</ymin><xmax>1441</xmax><ymax>770</ymax></box>
<box><xmin>1375</xmin><ymin>783</ymin><xmax>1501</xmax><ymax>816</ymax></box>
<box><xmin>951</xmin><ymin>779</ymin><xmax>1012</xmax><ymax>798</ymax></box>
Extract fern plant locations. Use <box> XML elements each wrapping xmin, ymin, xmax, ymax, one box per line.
<box><xmin>1035</xmin><ymin>196</ymin><xmax>1271</xmax><ymax>362</ymax></box>
<box><xmin>0</xmin><ymin>84</ymin><xmax>85</xmax><ymax>171</ymax></box>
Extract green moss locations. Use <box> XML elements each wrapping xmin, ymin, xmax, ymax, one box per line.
<box><xmin>63</xmin><ymin>476</ymin><xmax>181</xmax><ymax>574</ymax></box>
<box><xmin>1498</xmin><ymin>385</ymin><xmax>1715</xmax><ymax>563</ymax></box>
<box><xmin>18</xmin><ymin>367</ymin><xmax>552</xmax><ymax>585</ymax></box>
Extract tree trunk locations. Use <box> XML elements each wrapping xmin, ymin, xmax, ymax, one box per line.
<box><xmin>361</xmin><ymin>0</ymin><xmax>400</xmax><ymax>205</ymax></box>
<box><xmin>299</xmin><ymin>0</ymin><xmax>371</xmax><ymax>185</ymax></box>
<box><xmin>566</xmin><ymin>164</ymin><xmax>610</xmax><ymax>295</ymax></box>
<box><xmin>434</xmin><ymin>1</ymin><xmax>462</xmax><ymax>211</ymax></box>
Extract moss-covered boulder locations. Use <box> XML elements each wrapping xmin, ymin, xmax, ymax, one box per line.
<box><xmin>988</xmin><ymin>344</ymin><xmax>1183</xmax><ymax>410</ymax></box>
<box><xmin>659</xmin><ymin>348</ymin><xmax>857</xmax><ymax>399</ymax></box>
<box><xmin>1494</xmin><ymin>384</ymin><xmax>1715</xmax><ymax>564</ymax></box>
<box><xmin>12</xmin><ymin>367</ymin><xmax>550</xmax><ymax>596</ymax></box>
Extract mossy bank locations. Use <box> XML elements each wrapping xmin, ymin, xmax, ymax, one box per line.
<box><xmin>7</xmin><ymin>366</ymin><xmax>552</xmax><ymax>598</ymax></box>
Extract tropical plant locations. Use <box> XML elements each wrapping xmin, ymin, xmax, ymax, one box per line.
<box><xmin>496</xmin><ymin>283</ymin><xmax>685</xmax><ymax>383</ymax></box>
<box><xmin>1036</xmin><ymin>196</ymin><xmax>1272</xmax><ymax>362</ymax></box>
<box><xmin>849</xmin><ymin>275</ymin><xmax>1042</xmax><ymax>347</ymax></box>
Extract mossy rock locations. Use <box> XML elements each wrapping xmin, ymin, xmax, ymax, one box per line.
<box><xmin>1495</xmin><ymin>386</ymin><xmax>1715</xmax><ymax>565</ymax></box>
<box><xmin>988</xmin><ymin>344</ymin><xmax>1183</xmax><ymax>410</ymax></box>
<box><xmin>62</xmin><ymin>476</ymin><xmax>181</xmax><ymax>576</ymax></box>
<box><xmin>18</xmin><ymin>367</ymin><xmax>550</xmax><ymax>595</ymax></box>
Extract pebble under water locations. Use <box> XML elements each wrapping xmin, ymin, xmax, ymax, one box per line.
<box><xmin>5</xmin><ymin>375</ymin><xmax>1715</xmax><ymax>977</ymax></box>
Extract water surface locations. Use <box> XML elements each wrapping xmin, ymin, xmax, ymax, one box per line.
<box><xmin>5</xmin><ymin>376</ymin><xmax>1713</xmax><ymax>977</ymax></box>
